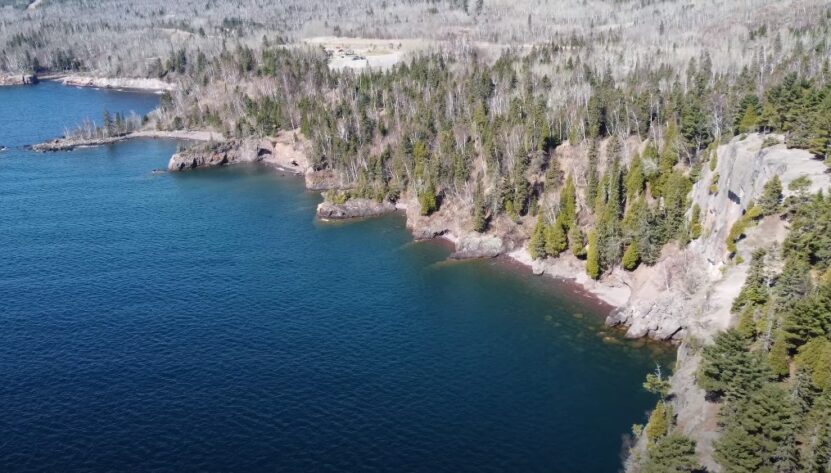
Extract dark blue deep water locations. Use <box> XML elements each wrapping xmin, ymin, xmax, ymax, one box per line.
<box><xmin>1</xmin><ymin>81</ymin><xmax>671</xmax><ymax>472</ymax></box>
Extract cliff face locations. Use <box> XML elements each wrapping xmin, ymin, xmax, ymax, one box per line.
<box><xmin>620</xmin><ymin>135</ymin><xmax>830</xmax><ymax>472</ymax></box>
<box><xmin>609</xmin><ymin>134</ymin><xmax>830</xmax><ymax>342</ymax></box>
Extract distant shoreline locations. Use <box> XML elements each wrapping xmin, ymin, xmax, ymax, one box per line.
<box><xmin>1</xmin><ymin>73</ymin><xmax>174</xmax><ymax>92</ymax></box>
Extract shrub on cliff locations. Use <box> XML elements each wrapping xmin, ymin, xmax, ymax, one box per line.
<box><xmin>689</xmin><ymin>204</ymin><xmax>702</xmax><ymax>240</ymax></box>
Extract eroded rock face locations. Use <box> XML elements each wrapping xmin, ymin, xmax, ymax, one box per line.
<box><xmin>608</xmin><ymin>134</ymin><xmax>831</xmax><ymax>341</ymax></box>
<box><xmin>0</xmin><ymin>74</ymin><xmax>37</xmax><ymax>86</ymax></box>
<box><xmin>316</xmin><ymin>198</ymin><xmax>396</xmax><ymax>219</ymax></box>
<box><xmin>168</xmin><ymin>140</ymin><xmax>260</xmax><ymax>171</ymax></box>
<box><xmin>449</xmin><ymin>234</ymin><xmax>504</xmax><ymax>259</ymax></box>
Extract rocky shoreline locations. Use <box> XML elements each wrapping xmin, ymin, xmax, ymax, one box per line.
<box><xmin>0</xmin><ymin>73</ymin><xmax>38</xmax><ymax>86</ymax></box>
<box><xmin>163</xmin><ymin>133</ymin><xmax>831</xmax><ymax>345</ymax></box>
<box><xmin>53</xmin><ymin>75</ymin><xmax>175</xmax><ymax>92</ymax></box>
<box><xmin>1</xmin><ymin>73</ymin><xmax>174</xmax><ymax>91</ymax></box>
<box><xmin>32</xmin><ymin>130</ymin><xmax>224</xmax><ymax>152</ymax></box>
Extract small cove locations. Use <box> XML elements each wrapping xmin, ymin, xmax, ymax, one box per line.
<box><xmin>0</xmin><ymin>82</ymin><xmax>672</xmax><ymax>472</ymax></box>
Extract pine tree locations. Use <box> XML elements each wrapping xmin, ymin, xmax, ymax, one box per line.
<box><xmin>800</xmin><ymin>391</ymin><xmax>831</xmax><ymax>471</ymax></box>
<box><xmin>569</xmin><ymin>225</ymin><xmax>586</xmax><ymax>258</ymax></box>
<box><xmin>586</xmin><ymin>140</ymin><xmax>599</xmax><ymax>205</ymax></box>
<box><xmin>768</xmin><ymin>330</ymin><xmax>790</xmax><ymax>379</ymax></box>
<box><xmin>626</xmin><ymin>152</ymin><xmax>645</xmax><ymax>199</ymax></box>
<box><xmin>544</xmin><ymin>155</ymin><xmax>562</xmax><ymax>190</ymax></box>
<box><xmin>472</xmin><ymin>177</ymin><xmax>487</xmax><ymax>232</ymax></box>
<box><xmin>737</xmin><ymin>103</ymin><xmax>759</xmax><ymax>133</ymax></box>
<box><xmin>645</xmin><ymin>402</ymin><xmax>671</xmax><ymax>443</ymax></box>
<box><xmin>528</xmin><ymin>216</ymin><xmax>547</xmax><ymax>260</ymax></box>
<box><xmin>698</xmin><ymin>329</ymin><xmax>771</xmax><ymax>399</ymax></box>
<box><xmin>794</xmin><ymin>337</ymin><xmax>831</xmax><ymax>391</ymax></box>
<box><xmin>715</xmin><ymin>384</ymin><xmax>796</xmax><ymax>472</ymax></box>
<box><xmin>102</xmin><ymin>110</ymin><xmax>112</xmax><ymax>136</ymax></box>
<box><xmin>622</xmin><ymin>242</ymin><xmax>640</xmax><ymax>271</ymax></box>
<box><xmin>641</xmin><ymin>433</ymin><xmax>701</xmax><ymax>473</ymax></box>
<box><xmin>586</xmin><ymin>230</ymin><xmax>600</xmax><ymax>279</ymax></box>
<box><xmin>758</xmin><ymin>176</ymin><xmax>783</xmax><ymax>216</ymax></box>
<box><xmin>559</xmin><ymin>175</ymin><xmax>577</xmax><ymax>229</ymax></box>
<box><xmin>732</xmin><ymin>248</ymin><xmax>769</xmax><ymax>312</ymax></box>
<box><xmin>714</xmin><ymin>424</ymin><xmax>765</xmax><ymax>473</ymax></box>
<box><xmin>419</xmin><ymin>181</ymin><xmax>438</xmax><ymax>216</ymax></box>
<box><xmin>783</xmin><ymin>282</ymin><xmax>831</xmax><ymax>350</ymax></box>
<box><xmin>545</xmin><ymin>220</ymin><xmax>568</xmax><ymax>256</ymax></box>
<box><xmin>773</xmin><ymin>255</ymin><xmax>813</xmax><ymax>313</ymax></box>
<box><xmin>808</xmin><ymin>93</ymin><xmax>831</xmax><ymax>160</ymax></box>
<box><xmin>736</xmin><ymin>305</ymin><xmax>756</xmax><ymax>339</ymax></box>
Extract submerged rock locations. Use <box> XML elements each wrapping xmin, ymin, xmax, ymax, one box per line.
<box><xmin>316</xmin><ymin>198</ymin><xmax>396</xmax><ymax>219</ymax></box>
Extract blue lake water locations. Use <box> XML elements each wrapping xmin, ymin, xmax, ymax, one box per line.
<box><xmin>0</xmin><ymin>81</ymin><xmax>671</xmax><ymax>472</ymax></box>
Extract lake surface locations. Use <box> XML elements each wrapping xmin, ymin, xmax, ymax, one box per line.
<box><xmin>0</xmin><ymin>82</ymin><xmax>671</xmax><ymax>472</ymax></box>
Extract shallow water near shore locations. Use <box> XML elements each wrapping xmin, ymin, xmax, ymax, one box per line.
<box><xmin>1</xmin><ymin>83</ymin><xmax>672</xmax><ymax>472</ymax></box>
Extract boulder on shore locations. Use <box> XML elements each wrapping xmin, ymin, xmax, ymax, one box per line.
<box><xmin>316</xmin><ymin>198</ymin><xmax>396</xmax><ymax>219</ymax></box>
<box><xmin>449</xmin><ymin>234</ymin><xmax>504</xmax><ymax>259</ymax></box>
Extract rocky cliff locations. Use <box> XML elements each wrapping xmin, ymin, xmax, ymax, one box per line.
<box><xmin>168</xmin><ymin>132</ymin><xmax>311</xmax><ymax>173</ymax></box>
<box><xmin>619</xmin><ymin>134</ymin><xmax>831</xmax><ymax>472</ymax></box>
<box><xmin>609</xmin><ymin>134</ymin><xmax>830</xmax><ymax>342</ymax></box>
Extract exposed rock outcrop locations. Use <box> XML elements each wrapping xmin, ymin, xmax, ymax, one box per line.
<box><xmin>449</xmin><ymin>233</ymin><xmax>504</xmax><ymax>259</ymax></box>
<box><xmin>33</xmin><ymin>135</ymin><xmax>128</xmax><ymax>151</ymax></box>
<box><xmin>57</xmin><ymin>75</ymin><xmax>174</xmax><ymax>91</ymax></box>
<box><xmin>169</xmin><ymin>140</ymin><xmax>250</xmax><ymax>171</ymax></box>
<box><xmin>0</xmin><ymin>74</ymin><xmax>37</xmax><ymax>86</ymax></box>
<box><xmin>168</xmin><ymin>131</ymin><xmax>310</xmax><ymax>173</ymax></box>
<box><xmin>316</xmin><ymin>198</ymin><xmax>396</xmax><ymax>219</ymax></box>
<box><xmin>618</xmin><ymin>134</ymin><xmax>831</xmax><ymax>472</ymax></box>
<box><xmin>608</xmin><ymin>133</ymin><xmax>830</xmax><ymax>341</ymax></box>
